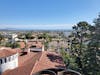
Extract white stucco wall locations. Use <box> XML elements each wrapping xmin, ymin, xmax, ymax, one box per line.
<box><xmin>0</xmin><ymin>53</ymin><xmax>18</xmax><ymax>74</ymax></box>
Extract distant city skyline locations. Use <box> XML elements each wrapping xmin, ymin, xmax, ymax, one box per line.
<box><xmin>0</xmin><ymin>0</ymin><xmax>100</xmax><ymax>30</ymax></box>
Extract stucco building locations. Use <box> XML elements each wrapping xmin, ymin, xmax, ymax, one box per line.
<box><xmin>0</xmin><ymin>47</ymin><xmax>18</xmax><ymax>75</ymax></box>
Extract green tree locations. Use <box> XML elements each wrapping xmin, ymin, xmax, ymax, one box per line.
<box><xmin>5</xmin><ymin>42</ymin><xmax>20</xmax><ymax>48</ymax></box>
<box><xmin>41</xmin><ymin>33</ymin><xmax>52</xmax><ymax>50</ymax></box>
<box><xmin>0</xmin><ymin>34</ymin><xmax>4</xmax><ymax>44</ymax></box>
<box><xmin>25</xmin><ymin>32</ymin><xmax>33</xmax><ymax>39</ymax></box>
<box><xmin>68</xmin><ymin>19</ymin><xmax>100</xmax><ymax>75</ymax></box>
<box><xmin>68</xmin><ymin>21</ymin><xmax>91</xmax><ymax>74</ymax></box>
<box><xmin>60</xmin><ymin>48</ymin><xmax>77</xmax><ymax>70</ymax></box>
<box><xmin>85</xmin><ymin>14</ymin><xmax>100</xmax><ymax>75</ymax></box>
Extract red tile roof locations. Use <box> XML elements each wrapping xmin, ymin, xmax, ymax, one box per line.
<box><xmin>2</xmin><ymin>51</ymin><xmax>64</xmax><ymax>75</ymax></box>
<box><xmin>32</xmin><ymin>51</ymin><xmax>64</xmax><ymax>74</ymax></box>
<box><xmin>3</xmin><ymin>52</ymin><xmax>42</xmax><ymax>75</ymax></box>
<box><xmin>0</xmin><ymin>47</ymin><xmax>18</xmax><ymax>58</ymax></box>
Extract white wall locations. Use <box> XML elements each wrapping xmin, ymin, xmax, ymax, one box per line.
<box><xmin>0</xmin><ymin>53</ymin><xmax>18</xmax><ymax>74</ymax></box>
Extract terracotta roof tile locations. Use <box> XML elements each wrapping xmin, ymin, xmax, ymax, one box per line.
<box><xmin>0</xmin><ymin>48</ymin><xmax>18</xmax><ymax>58</ymax></box>
<box><xmin>32</xmin><ymin>51</ymin><xmax>64</xmax><ymax>74</ymax></box>
<box><xmin>2</xmin><ymin>52</ymin><xmax>42</xmax><ymax>75</ymax></box>
<box><xmin>2</xmin><ymin>51</ymin><xmax>64</xmax><ymax>75</ymax></box>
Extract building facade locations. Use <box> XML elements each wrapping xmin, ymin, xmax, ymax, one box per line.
<box><xmin>0</xmin><ymin>48</ymin><xmax>18</xmax><ymax>74</ymax></box>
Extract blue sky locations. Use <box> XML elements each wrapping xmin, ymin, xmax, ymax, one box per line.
<box><xmin>0</xmin><ymin>0</ymin><xmax>100</xmax><ymax>30</ymax></box>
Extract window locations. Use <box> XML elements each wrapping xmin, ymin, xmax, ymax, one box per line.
<box><xmin>5</xmin><ymin>58</ymin><xmax>7</xmax><ymax>63</ymax></box>
<box><xmin>0</xmin><ymin>59</ymin><xmax>2</xmax><ymax>64</ymax></box>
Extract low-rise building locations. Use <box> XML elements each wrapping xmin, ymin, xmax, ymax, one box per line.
<box><xmin>0</xmin><ymin>47</ymin><xmax>18</xmax><ymax>74</ymax></box>
<box><xmin>0</xmin><ymin>42</ymin><xmax>65</xmax><ymax>75</ymax></box>
<box><xmin>1</xmin><ymin>33</ymin><xmax>18</xmax><ymax>43</ymax></box>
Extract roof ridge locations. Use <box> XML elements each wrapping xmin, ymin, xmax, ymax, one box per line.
<box><xmin>30</xmin><ymin>52</ymin><xmax>43</xmax><ymax>75</ymax></box>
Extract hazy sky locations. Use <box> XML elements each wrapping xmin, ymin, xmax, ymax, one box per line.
<box><xmin>0</xmin><ymin>0</ymin><xmax>100</xmax><ymax>30</ymax></box>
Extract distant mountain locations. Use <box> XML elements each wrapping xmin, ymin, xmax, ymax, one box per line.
<box><xmin>0</xmin><ymin>28</ymin><xmax>18</xmax><ymax>31</ymax></box>
<box><xmin>0</xmin><ymin>27</ymin><xmax>72</xmax><ymax>32</ymax></box>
